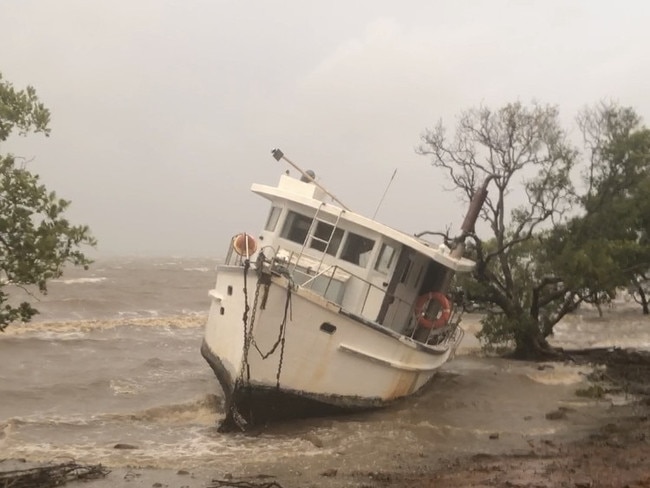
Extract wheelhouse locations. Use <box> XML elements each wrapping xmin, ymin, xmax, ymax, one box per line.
<box><xmin>225</xmin><ymin>174</ymin><xmax>473</xmax><ymax>341</ymax></box>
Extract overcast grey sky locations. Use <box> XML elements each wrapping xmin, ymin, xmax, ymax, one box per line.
<box><xmin>2</xmin><ymin>1</ymin><xmax>649</xmax><ymax>257</ymax></box>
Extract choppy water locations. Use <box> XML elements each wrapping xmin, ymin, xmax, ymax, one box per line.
<box><xmin>1</xmin><ymin>257</ymin><xmax>650</xmax><ymax>481</ymax></box>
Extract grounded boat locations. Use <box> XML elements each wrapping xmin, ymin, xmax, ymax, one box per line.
<box><xmin>201</xmin><ymin>149</ymin><xmax>483</xmax><ymax>431</ymax></box>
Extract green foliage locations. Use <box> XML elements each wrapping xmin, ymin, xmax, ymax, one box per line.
<box><xmin>549</xmin><ymin>106</ymin><xmax>650</xmax><ymax>302</ymax></box>
<box><xmin>0</xmin><ymin>73</ymin><xmax>50</xmax><ymax>141</ymax></box>
<box><xmin>420</xmin><ymin>101</ymin><xmax>650</xmax><ymax>357</ymax></box>
<box><xmin>0</xmin><ymin>73</ymin><xmax>95</xmax><ymax>331</ymax></box>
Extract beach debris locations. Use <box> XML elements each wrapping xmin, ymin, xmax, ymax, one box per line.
<box><xmin>546</xmin><ymin>408</ymin><xmax>568</xmax><ymax>420</ymax></box>
<box><xmin>301</xmin><ymin>432</ymin><xmax>324</xmax><ymax>448</ymax></box>
<box><xmin>208</xmin><ymin>479</ymin><xmax>284</xmax><ymax>488</ymax></box>
<box><xmin>320</xmin><ymin>468</ymin><xmax>338</xmax><ymax>477</ymax></box>
<box><xmin>575</xmin><ymin>385</ymin><xmax>606</xmax><ymax>398</ymax></box>
<box><xmin>0</xmin><ymin>460</ymin><xmax>110</xmax><ymax>487</ymax></box>
<box><xmin>114</xmin><ymin>443</ymin><xmax>139</xmax><ymax>449</ymax></box>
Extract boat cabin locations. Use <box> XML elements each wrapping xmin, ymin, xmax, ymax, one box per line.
<box><xmin>227</xmin><ymin>173</ymin><xmax>473</xmax><ymax>337</ymax></box>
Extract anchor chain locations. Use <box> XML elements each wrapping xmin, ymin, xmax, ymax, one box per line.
<box><xmin>251</xmin><ymin>283</ymin><xmax>291</xmax><ymax>387</ymax></box>
<box><xmin>275</xmin><ymin>286</ymin><xmax>291</xmax><ymax>388</ymax></box>
<box><xmin>232</xmin><ymin>259</ymin><xmax>294</xmax><ymax>430</ymax></box>
<box><xmin>238</xmin><ymin>260</ymin><xmax>252</xmax><ymax>384</ymax></box>
<box><xmin>229</xmin><ymin>259</ymin><xmax>254</xmax><ymax>431</ymax></box>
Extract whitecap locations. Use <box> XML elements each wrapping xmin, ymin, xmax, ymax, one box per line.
<box><xmin>525</xmin><ymin>363</ymin><xmax>593</xmax><ymax>385</ymax></box>
<box><xmin>51</xmin><ymin>277</ymin><xmax>107</xmax><ymax>285</ymax></box>
<box><xmin>109</xmin><ymin>379</ymin><xmax>143</xmax><ymax>396</ymax></box>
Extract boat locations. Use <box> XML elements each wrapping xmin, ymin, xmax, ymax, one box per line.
<box><xmin>201</xmin><ymin>148</ymin><xmax>485</xmax><ymax>431</ymax></box>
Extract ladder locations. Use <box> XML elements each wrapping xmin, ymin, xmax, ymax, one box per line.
<box><xmin>291</xmin><ymin>203</ymin><xmax>344</xmax><ymax>278</ymax></box>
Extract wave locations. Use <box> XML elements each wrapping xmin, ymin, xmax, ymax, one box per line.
<box><xmin>104</xmin><ymin>394</ymin><xmax>223</xmax><ymax>423</ymax></box>
<box><xmin>1</xmin><ymin>395</ymin><xmax>223</xmax><ymax>434</ymax></box>
<box><xmin>183</xmin><ymin>267</ymin><xmax>211</xmax><ymax>272</ymax></box>
<box><xmin>2</xmin><ymin>314</ymin><xmax>207</xmax><ymax>336</ymax></box>
<box><xmin>525</xmin><ymin>362</ymin><xmax>593</xmax><ymax>385</ymax></box>
<box><xmin>51</xmin><ymin>277</ymin><xmax>107</xmax><ymax>285</ymax></box>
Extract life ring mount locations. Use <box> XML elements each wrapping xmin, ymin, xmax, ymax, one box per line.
<box><xmin>414</xmin><ymin>291</ymin><xmax>452</xmax><ymax>329</ymax></box>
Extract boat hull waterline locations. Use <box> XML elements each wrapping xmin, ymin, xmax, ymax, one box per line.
<box><xmin>201</xmin><ymin>265</ymin><xmax>460</xmax><ymax>430</ymax></box>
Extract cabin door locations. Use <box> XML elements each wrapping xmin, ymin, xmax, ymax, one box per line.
<box><xmin>378</xmin><ymin>248</ymin><xmax>429</xmax><ymax>333</ymax></box>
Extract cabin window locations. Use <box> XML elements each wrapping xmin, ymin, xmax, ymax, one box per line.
<box><xmin>280</xmin><ymin>211</ymin><xmax>312</xmax><ymax>244</ymax></box>
<box><xmin>340</xmin><ymin>232</ymin><xmax>375</xmax><ymax>267</ymax></box>
<box><xmin>310</xmin><ymin>221</ymin><xmax>344</xmax><ymax>255</ymax></box>
<box><xmin>374</xmin><ymin>243</ymin><xmax>396</xmax><ymax>274</ymax></box>
<box><xmin>264</xmin><ymin>206</ymin><xmax>282</xmax><ymax>232</ymax></box>
<box><xmin>400</xmin><ymin>259</ymin><xmax>412</xmax><ymax>283</ymax></box>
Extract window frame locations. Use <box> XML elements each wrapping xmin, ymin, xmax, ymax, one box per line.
<box><xmin>264</xmin><ymin>206</ymin><xmax>282</xmax><ymax>232</ymax></box>
<box><xmin>339</xmin><ymin>231</ymin><xmax>376</xmax><ymax>268</ymax></box>
<box><xmin>374</xmin><ymin>242</ymin><xmax>397</xmax><ymax>274</ymax></box>
<box><xmin>280</xmin><ymin>210</ymin><xmax>313</xmax><ymax>244</ymax></box>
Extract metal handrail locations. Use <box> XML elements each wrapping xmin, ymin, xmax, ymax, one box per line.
<box><xmin>250</xmin><ymin>243</ymin><xmax>464</xmax><ymax>346</ymax></box>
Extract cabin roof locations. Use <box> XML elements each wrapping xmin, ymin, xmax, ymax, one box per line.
<box><xmin>251</xmin><ymin>175</ymin><xmax>475</xmax><ymax>273</ymax></box>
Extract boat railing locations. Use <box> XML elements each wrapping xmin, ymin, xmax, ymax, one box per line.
<box><xmin>268</xmin><ymin>248</ymin><xmax>381</xmax><ymax>312</ymax></box>
<box><xmin>264</xmin><ymin>249</ymin><xmax>463</xmax><ymax>346</ymax></box>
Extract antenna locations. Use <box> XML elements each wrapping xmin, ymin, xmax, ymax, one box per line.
<box><xmin>372</xmin><ymin>168</ymin><xmax>397</xmax><ymax>219</ymax></box>
<box><xmin>271</xmin><ymin>148</ymin><xmax>351</xmax><ymax>211</ymax></box>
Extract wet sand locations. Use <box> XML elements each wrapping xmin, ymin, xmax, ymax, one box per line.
<box><xmin>43</xmin><ymin>351</ymin><xmax>650</xmax><ymax>488</ymax></box>
<box><xmin>77</xmin><ymin>351</ymin><xmax>650</xmax><ymax>488</ymax></box>
<box><xmin>4</xmin><ymin>312</ymin><xmax>650</xmax><ymax>488</ymax></box>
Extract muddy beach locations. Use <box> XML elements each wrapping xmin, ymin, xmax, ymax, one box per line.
<box><xmin>44</xmin><ymin>346</ymin><xmax>648</xmax><ymax>488</ymax></box>
<box><xmin>3</xmin><ymin>308</ymin><xmax>650</xmax><ymax>488</ymax></box>
<box><xmin>134</xmin><ymin>352</ymin><xmax>650</xmax><ymax>488</ymax></box>
<box><xmin>138</xmin><ymin>314</ymin><xmax>650</xmax><ymax>487</ymax></box>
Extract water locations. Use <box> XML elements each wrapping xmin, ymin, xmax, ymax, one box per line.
<box><xmin>1</xmin><ymin>257</ymin><xmax>649</xmax><ymax>484</ymax></box>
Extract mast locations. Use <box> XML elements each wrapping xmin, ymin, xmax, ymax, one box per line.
<box><xmin>271</xmin><ymin>148</ymin><xmax>351</xmax><ymax>211</ymax></box>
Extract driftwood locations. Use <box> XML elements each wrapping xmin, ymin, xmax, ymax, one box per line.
<box><xmin>209</xmin><ymin>479</ymin><xmax>284</xmax><ymax>488</ymax></box>
<box><xmin>0</xmin><ymin>461</ymin><xmax>110</xmax><ymax>487</ymax></box>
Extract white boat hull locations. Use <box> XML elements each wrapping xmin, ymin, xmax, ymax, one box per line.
<box><xmin>201</xmin><ymin>265</ymin><xmax>458</xmax><ymax>429</ymax></box>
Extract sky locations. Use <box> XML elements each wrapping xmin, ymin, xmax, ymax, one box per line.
<box><xmin>1</xmin><ymin>0</ymin><xmax>649</xmax><ymax>257</ymax></box>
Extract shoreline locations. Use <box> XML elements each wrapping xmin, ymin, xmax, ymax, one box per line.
<box><xmin>3</xmin><ymin>310</ymin><xmax>650</xmax><ymax>487</ymax></box>
<box><xmin>4</xmin><ymin>348</ymin><xmax>650</xmax><ymax>488</ymax></box>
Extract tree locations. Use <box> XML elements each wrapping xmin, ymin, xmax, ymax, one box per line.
<box><xmin>418</xmin><ymin>102</ymin><xmax>578</xmax><ymax>357</ymax></box>
<box><xmin>0</xmin><ymin>72</ymin><xmax>95</xmax><ymax>331</ymax></box>
<box><xmin>547</xmin><ymin>104</ymin><xmax>650</xmax><ymax>317</ymax></box>
<box><xmin>418</xmin><ymin>101</ymin><xmax>650</xmax><ymax>358</ymax></box>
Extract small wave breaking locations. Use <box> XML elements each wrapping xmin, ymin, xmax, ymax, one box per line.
<box><xmin>103</xmin><ymin>394</ymin><xmax>223</xmax><ymax>424</ymax></box>
<box><xmin>2</xmin><ymin>315</ymin><xmax>207</xmax><ymax>336</ymax></box>
<box><xmin>51</xmin><ymin>277</ymin><xmax>107</xmax><ymax>285</ymax></box>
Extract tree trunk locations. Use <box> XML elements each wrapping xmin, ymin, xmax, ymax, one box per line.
<box><xmin>638</xmin><ymin>285</ymin><xmax>649</xmax><ymax>315</ymax></box>
<box><xmin>512</xmin><ymin>316</ymin><xmax>560</xmax><ymax>360</ymax></box>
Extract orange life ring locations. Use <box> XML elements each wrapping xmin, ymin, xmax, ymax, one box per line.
<box><xmin>232</xmin><ymin>233</ymin><xmax>257</xmax><ymax>257</ymax></box>
<box><xmin>414</xmin><ymin>292</ymin><xmax>452</xmax><ymax>329</ymax></box>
